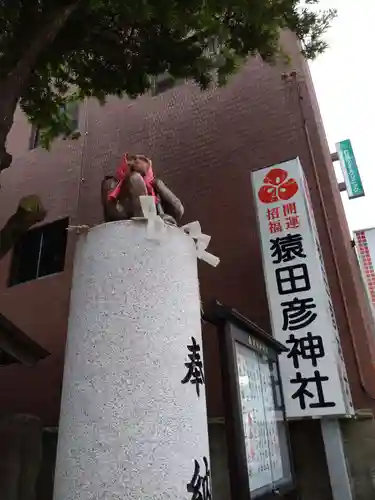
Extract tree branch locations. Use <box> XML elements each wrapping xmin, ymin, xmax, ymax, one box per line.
<box><xmin>0</xmin><ymin>1</ymin><xmax>82</xmax><ymax>172</ymax></box>
<box><xmin>6</xmin><ymin>2</ymin><xmax>81</xmax><ymax>93</ymax></box>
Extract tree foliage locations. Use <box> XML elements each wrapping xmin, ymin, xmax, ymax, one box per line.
<box><xmin>0</xmin><ymin>0</ymin><xmax>336</xmax><ymax>172</ymax></box>
<box><xmin>0</xmin><ymin>0</ymin><xmax>336</xmax><ymax>261</ymax></box>
<box><xmin>0</xmin><ymin>195</ymin><xmax>46</xmax><ymax>260</ymax></box>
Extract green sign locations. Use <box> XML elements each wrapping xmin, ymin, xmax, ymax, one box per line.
<box><xmin>335</xmin><ymin>139</ymin><xmax>365</xmax><ymax>199</ymax></box>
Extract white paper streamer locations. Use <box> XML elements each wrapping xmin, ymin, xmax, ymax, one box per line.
<box><xmin>137</xmin><ymin>196</ymin><xmax>219</xmax><ymax>266</ymax></box>
<box><xmin>138</xmin><ymin>195</ymin><xmax>166</xmax><ymax>240</ymax></box>
<box><xmin>182</xmin><ymin>221</ymin><xmax>220</xmax><ymax>267</ymax></box>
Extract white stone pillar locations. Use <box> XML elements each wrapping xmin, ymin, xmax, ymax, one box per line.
<box><xmin>53</xmin><ymin>220</ymin><xmax>211</xmax><ymax>500</ymax></box>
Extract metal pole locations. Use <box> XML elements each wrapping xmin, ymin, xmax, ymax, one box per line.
<box><xmin>321</xmin><ymin>418</ymin><xmax>353</xmax><ymax>500</ymax></box>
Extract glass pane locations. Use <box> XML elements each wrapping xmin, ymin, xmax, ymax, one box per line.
<box><xmin>268</xmin><ymin>360</ymin><xmax>292</xmax><ymax>487</ymax></box>
<box><xmin>236</xmin><ymin>342</ymin><xmax>272</xmax><ymax>491</ymax></box>
<box><xmin>153</xmin><ymin>73</ymin><xmax>176</xmax><ymax>95</ymax></box>
<box><xmin>235</xmin><ymin>341</ymin><xmax>292</xmax><ymax>495</ymax></box>
<box><xmin>9</xmin><ymin>229</ymin><xmax>41</xmax><ymax>285</ymax></box>
<box><xmin>38</xmin><ymin>219</ymin><xmax>68</xmax><ymax>278</ymax></box>
<box><xmin>66</xmin><ymin>101</ymin><xmax>79</xmax><ymax>131</ymax></box>
<box><xmin>259</xmin><ymin>357</ymin><xmax>284</xmax><ymax>484</ymax></box>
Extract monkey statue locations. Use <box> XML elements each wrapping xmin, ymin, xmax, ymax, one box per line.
<box><xmin>101</xmin><ymin>153</ymin><xmax>184</xmax><ymax>226</ymax></box>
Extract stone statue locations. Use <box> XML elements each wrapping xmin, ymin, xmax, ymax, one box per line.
<box><xmin>101</xmin><ymin>154</ymin><xmax>184</xmax><ymax>226</ymax></box>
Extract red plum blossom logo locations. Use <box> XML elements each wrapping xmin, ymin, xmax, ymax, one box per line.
<box><xmin>258</xmin><ymin>168</ymin><xmax>299</xmax><ymax>204</ymax></box>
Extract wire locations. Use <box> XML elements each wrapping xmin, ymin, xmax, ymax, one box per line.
<box><xmin>74</xmin><ymin>97</ymin><xmax>89</xmax><ymax>226</ymax></box>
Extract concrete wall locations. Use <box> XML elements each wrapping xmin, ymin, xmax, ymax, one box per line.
<box><xmin>342</xmin><ymin>416</ymin><xmax>375</xmax><ymax>500</ymax></box>
<box><xmin>0</xmin><ymin>137</ymin><xmax>82</xmax><ymax>424</ymax></box>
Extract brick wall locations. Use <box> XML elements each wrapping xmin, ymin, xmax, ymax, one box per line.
<box><xmin>0</xmin><ymin>31</ymin><xmax>374</xmax><ymax>426</ymax></box>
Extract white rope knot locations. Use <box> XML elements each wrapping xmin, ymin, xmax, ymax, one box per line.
<box><xmin>67</xmin><ymin>224</ymin><xmax>90</xmax><ymax>235</ymax></box>
<box><xmin>138</xmin><ymin>195</ymin><xmax>166</xmax><ymax>240</ymax></box>
<box><xmin>138</xmin><ymin>196</ymin><xmax>219</xmax><ymax>266</ymax></box>
<box><xmin>182</xmin><ymin>221</ymin><xmax>220</xmax><ymax>267</ymax></box>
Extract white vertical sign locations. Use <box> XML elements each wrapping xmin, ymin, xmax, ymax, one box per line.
<box><xmin>251</xmin><ymin>158</ymin><xmax>353</xmax><ymax>418</ymax></box>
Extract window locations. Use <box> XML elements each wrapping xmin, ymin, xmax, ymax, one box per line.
<box><xmin>29</xmin><ymin>124</ymin><xmax>41</xmax><ymax>149</ymax></box>
<box><xmin>66</xmin><ymin>101</ymin><xmax>80</xmax><ymax>132</ymax></box>
<box><xmin>29</xmin><ymin>102</ymin><xmax>80</xmax><ymax>150</ymax></box>
<box><xmin>151</xmin><ymin>73</ymin><xmax>179</xmax><ymax>96</ymax></box>
<box><xmin>9</xmin><ymin>218</ymin><xmax>69</xmax><ymax>286</ymax></box>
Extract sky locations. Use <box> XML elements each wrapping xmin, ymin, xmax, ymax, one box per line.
<box><xmin>309</xmin><ymin>0</ymin><xmax>375</xmax><ymax>233</ymax></box>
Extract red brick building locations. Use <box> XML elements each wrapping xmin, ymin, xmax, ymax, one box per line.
<box><xmin>1</xmin><ymin>32</ymin><xmax>375</xmax><ymax>499</ymax></box>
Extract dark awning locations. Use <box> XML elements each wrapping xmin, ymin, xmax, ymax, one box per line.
<box><xmin>0</xmin><ymin>312</ymin><xmax>50</xmax><ymax>366</ymax></box>
<box><xmin>203</xmin><ymin>300</ymin><xmax>287</xmax><ymax>354</ymax></box>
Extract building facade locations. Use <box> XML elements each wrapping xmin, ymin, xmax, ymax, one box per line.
<box><xmin>1</xmin><ymin>32</ymin><xmax>375</xmax><ymax>499</ymax></box>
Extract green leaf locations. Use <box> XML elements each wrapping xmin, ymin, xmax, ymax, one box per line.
<box><xmin>0</xmin><ymin>0</ymin><xmax>336</xmax><ymax>155</ymax></box>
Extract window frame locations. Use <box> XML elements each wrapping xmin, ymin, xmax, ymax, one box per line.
<box><xmin>8</xmin><ymin>217</ymin><xmax>69</xmax><ymax>287</ymax></box>
<box><xmin>151</xmin><ymin>73</ymin><xmax>180</xmax><ymax>96</ymax></box>
<box><xmin>29</xmin><ymin>124</ymin><xmax>41</xmax><ymax>150</ymax></box>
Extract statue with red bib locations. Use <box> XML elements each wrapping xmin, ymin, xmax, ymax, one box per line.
<box><xmin>101</xmin><ymin>153</ymin><xmax>184</xmax><ymax>226</ymax></box>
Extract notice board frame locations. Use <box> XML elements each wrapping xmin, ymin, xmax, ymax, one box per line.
<box><xmin>204</xmin><ymin>301</ymin><xmax>296</xmax><ymax>500</ymax></box>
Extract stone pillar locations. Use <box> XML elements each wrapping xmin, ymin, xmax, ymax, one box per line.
<box><xmin>53</xmin><ymin>220</ymin><xmax>210</xmax><ymax>500</ymax></box>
